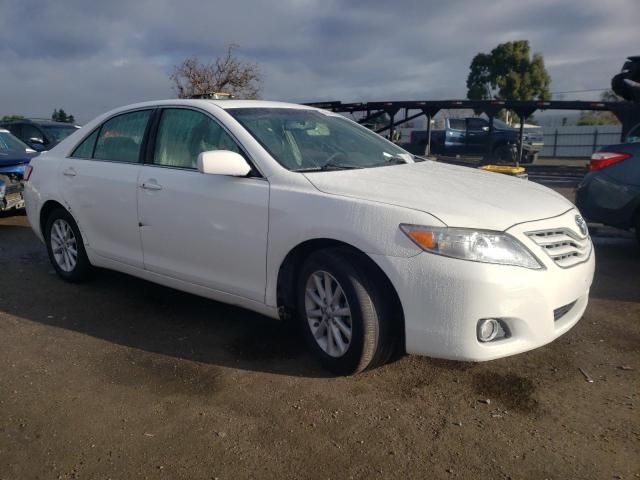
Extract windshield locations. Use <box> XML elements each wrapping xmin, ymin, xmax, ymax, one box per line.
<box><xmin>625</xmin><ymin>123</ymin><xmax>640</xmax><ymax>143</ymax></box>
<box><xmin>0</xmin><ymin>131</ymin><xmax>30</xmax><ymax>154</ymax></box>
<box><xmin>228</xmin><ymin>108</ymin><xmax>409</xmax><ymax>171</ymax></box>
<box><xmin>41</xmin><ymin>125</ymin><xmax>78</xmax><ymax>142</ymax></box>
<box><xmin>493</xmin><ymin>119</ymin><xmax>512</xmax><ymax>129</ymax></box>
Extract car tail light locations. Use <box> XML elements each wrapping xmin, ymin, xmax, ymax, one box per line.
<box><xmin>24</xmin><ymin>165</ymin><xmax>34</xmax><ymax>181</ymax></box>
<box><xmin>590</xmin><ymin>151</ymin><xmax>631</xmax><ymax>171</ymax></box>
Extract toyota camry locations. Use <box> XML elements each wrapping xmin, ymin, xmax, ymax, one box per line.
<box><xmin>23</xmin><ymin>100</ymin><xmax>595</xmax><ymax>374</ymax></box>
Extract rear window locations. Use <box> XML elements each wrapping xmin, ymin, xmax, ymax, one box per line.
<box><xmin>449</xmin><ymin>119</ymin><xmax>465</xmax><ymax>130</ymax></box>
<box><xmin>93</xmin><ymin>110</ymin><xmax>151</xmax><ymax>163</ymax></box>
<box><xmin>71</xmin><ymin>129</ymin><xmax>99</xmax><ymax>159</ymax></box>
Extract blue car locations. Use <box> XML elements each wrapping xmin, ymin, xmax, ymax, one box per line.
<box><xmin>0</xmin><ymin>129</ymin><xmax>38</xmax><ymax>213</ymax></box>
<box><xmin>576</xmin><ymin>123</ymin><xmax>640</xmax><ymax>244</ymax></box>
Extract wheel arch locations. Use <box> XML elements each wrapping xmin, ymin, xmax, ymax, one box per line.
<box><xmin>39</xmin><ymin>199</ymin><xmax>70</xmax><ymax>238</ymax></box>
<box><xmin>276</xmin><ymin>238</ymin><xmax>406</xmax><ymax>351</ymax></box>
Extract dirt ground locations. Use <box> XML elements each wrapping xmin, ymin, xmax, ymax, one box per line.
<box><xmin>1</xmin><ymin>192</ymin><xmax>639</xmax><ymax>479</ymax></box>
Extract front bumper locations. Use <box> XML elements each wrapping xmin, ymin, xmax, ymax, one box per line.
<box><xmin>370</xmin><ymin>209</ymin><xmax>595</xmax><ymax>361</ymax></box>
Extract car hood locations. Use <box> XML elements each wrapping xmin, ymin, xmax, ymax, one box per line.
<box><xmin>303</xmin><ymin>161</ymin><xmax>574</xmax><ymax>231</ymax></box>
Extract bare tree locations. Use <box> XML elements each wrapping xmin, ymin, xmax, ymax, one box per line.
<box><xmin>170</xmin><ymin>44</ymin><xmax>262</xmax><ymax>99</ymax></box>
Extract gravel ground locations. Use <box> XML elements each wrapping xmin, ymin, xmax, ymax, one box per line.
<box><xmin>0</xmin><ymin>198</ymin><xmax>639</xmax><ymax>480</ymax></box>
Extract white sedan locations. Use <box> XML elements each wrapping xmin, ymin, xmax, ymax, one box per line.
<box><xmin>23</xmin><ymin>100</ymin><xmax>595</xmax><ymax>374</ymax></box>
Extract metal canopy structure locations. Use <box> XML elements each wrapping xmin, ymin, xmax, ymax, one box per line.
<box><xmin>306</xmin><ymin>99</ymin><xmax>640</xmax><ymax>165</ymax></box>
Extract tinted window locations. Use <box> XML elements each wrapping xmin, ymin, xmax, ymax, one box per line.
<box><xmin>94</xmin><ymin>110</ymin><xmax>151</xmax><ymax>163</ymax></box>
<box><xmin>22</xmin><ymin>124</ymin><xmax>45</xmax><ymax>144</ymax></box>
<box><xmin>467</xmin><ymin>118</ymin><xmax>488</xmax><ymax>131</ymax></box>
<box><xmin>153</xmin><ymin>108</ymin><xmax>241</xmax><ymax>169</ymax></box>
<box><xmin>71</xmin><ymin>129</ymin><xmax>99</xmax><ymax>158</ymax></box>
<box><xmin>626</xmin><ymin>123</ymin><xmax>640</xmax><ymax>143</ymax></box>
<box><xmin>0</xmin><ymin>131</ymin><xmax>30</xmax><ymax>154</ymax></box>
<box><xmin>448</xmin><ymin>119</ymin><xmax>466</xmax><ymax>130</ymax></box>
<box><xmin>4</xmin><ymin>124</ymin><xmax>22</xmax><ymax>138</ymax></box>
<box><xmin>42</xmin><ymin>125</ymin><xmax>78</xmax><ymax>142</ymax></box>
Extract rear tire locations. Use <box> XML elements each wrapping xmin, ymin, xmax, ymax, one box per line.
<box><xmin>44</xmin><ymin>208</ymin><xmax>93</xmax><ymax>283</ymax></box>
<box><xmin>296</xmin><ymin>248</ymin><xmax>395</xmax><ymax>375</ymax></box>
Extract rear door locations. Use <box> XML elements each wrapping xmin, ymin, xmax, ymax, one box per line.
<box><xmin>137</xmin><ymin>107</ymin><xmax>269</xmax><ymax>302</ymax></box>
<box><xmin>59</xmin><ymin>109</ymin><xmax>153</xmax><ymax>268</ymax></box>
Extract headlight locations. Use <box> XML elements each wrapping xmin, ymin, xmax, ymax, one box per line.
<box><xmin>400</xmin><ymin>224</ymin><xmax>543</xmax><ymax>269</ymax></box>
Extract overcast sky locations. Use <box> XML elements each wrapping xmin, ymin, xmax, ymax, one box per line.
<box><xmin>0</xmin><ymin>0</ymin><xmax>637</xmax><ymax>123</ymax></box>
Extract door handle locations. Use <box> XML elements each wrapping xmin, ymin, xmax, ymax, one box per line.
<box><xmin>141</xmin><ymin>181</ymin><xmax>162</xmax><ymax>191</ymax></box>
<box><xmin>63</xmin><ymin>167</ymin><xmax>77</xmax><ymax>177</ymax></box>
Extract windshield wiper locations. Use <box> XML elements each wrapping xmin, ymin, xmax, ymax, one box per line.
<box><xmin>294</xmin><ymin>161</ymin><xmax>363</xmax><ymax>172</ymax></box>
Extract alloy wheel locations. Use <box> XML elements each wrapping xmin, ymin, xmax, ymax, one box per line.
<box><xmin>304</xmin><ymin>270</ymin><xmax>353</xmax><ymax>357</ymax></box>
<box><xmin>50</xmin><ymin>218</ymin><xmax>78</xmax><ymax>272</ymax></box>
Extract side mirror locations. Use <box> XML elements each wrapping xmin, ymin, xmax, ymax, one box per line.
<box><xmin>197</xmin><ymin>150</ymin><xmax>252</xmax><ymax>177</ymax></box>
<box><xmin>29</xmin><ymin>137</ymin><xmax>45</xmax><ymax>145</ymax></box>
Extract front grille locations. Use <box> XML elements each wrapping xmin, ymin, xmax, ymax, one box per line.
<box><xmin>553</xmin><ymin>300</ymin><xmax>577</xmax><ymax>321</ymax></box>
<box><xmin>526</xmin><ymin>228</ymin><xmax>591</xmax><ymax>268</ymax></box>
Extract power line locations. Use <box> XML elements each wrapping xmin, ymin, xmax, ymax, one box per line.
<box><xmin>550</xmin><ymin>88</ymin><xmax>609</xmax><ymax>94</ymax></box>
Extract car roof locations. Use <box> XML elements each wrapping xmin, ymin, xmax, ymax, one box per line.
<box><xmin>205</xmin><ymin>99</ymin><xmax>316</xmax><ymax>110</ymax></box>
<box><xmin>106</xmin><ymin>99</ymin><xmax>321</xmax><ymax>114</ymax></box>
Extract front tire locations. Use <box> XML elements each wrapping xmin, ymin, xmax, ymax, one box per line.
<box><xmin>44</xmin><ymin>208</ymin><xmax>93</xmax><ymax>282</ymax></box>
<box><xmin>296</xmin><ymin>248</ymin><xmax>395</xmax><ymax>375</ymax></box>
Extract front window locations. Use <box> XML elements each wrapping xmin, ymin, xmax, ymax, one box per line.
<box><xmin>42</xmin><ymin>125</ymin><xmax>79</xmax><ymax>143</ymax></box>
<box><xmin>153</xmin><ymin>108</ymin><xmax>242</xmax><ymax>169</ymax></box>
<box><xmin>228</xmin><ymin>108</ymin><xmax>409</xmax><ymax>171</ymax></box>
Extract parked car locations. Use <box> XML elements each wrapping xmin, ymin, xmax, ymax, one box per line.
<box><xmin>612</xmin><ymin>55</ymin><xmax>640</xmax><ymax>102</ymax></box>
<box><xmin>0</xmin><ymin>118</ymin><xmax>80</xmax><ymax>152</ymax></box>
<box><xmin>576</xmin><ymin>123</ymin><xmax>640</xmax><ymax>244</ymax></box>
<box><xmin>0</xmin><ymin>129</ymin><xmax>38</xmax><ymax>212</ymax></box>
<box><xmin>406</xmin><ymin>117</ymin><xmax>544</xmax><ymax>163</ymax></box>
<box><xmin>24</xmin><ymin>100</ymin><xmax>594</xmax><ymax>374</ymax></box>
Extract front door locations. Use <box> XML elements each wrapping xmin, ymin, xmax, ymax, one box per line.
<box><xmin>465</xmin><ymin>117</ymin><xmax>491</xmax><ymax>155</ymax></box>
<box><xmin>137</xmin><ymin>107</ymin><xmax>269</xmax><ymax>302</ymax></box>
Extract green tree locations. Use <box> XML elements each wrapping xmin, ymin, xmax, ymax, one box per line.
<box><xmin>467</xmin><ymin>40</ymin><xmax>551</xmax><ymax>102</ymax></box>
<box><xmin>1</xmin><ymin>115</ymin><xmax>25</xmax><ymax>121</ymax></box>
<box><xmin>577</xmin><ymin>90</ymin><xmax>622</xmax><ymax>126</ymax></box>
<box><xmin>51</xmin><ymin>108</ymin><xmax>76</xmax><ymax>123</ymax></box>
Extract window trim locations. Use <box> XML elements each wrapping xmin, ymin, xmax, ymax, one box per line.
<box><xmin>67</xmin><ymin>107</ymin><xmax>155</xmax><ymax>164</ymax></box>
<box><xmin>143</xmin><ymin>106</ymin><xmax>263</xmax><ymax>178</ymax></box>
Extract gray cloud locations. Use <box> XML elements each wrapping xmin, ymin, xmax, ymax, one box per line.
<box><xmin>0</xmin><ymin>0</ymin><xmax>637</xmax><ymax>122</ymax></box>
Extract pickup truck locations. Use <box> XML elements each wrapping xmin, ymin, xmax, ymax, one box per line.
<box><xmin>406</xmin><ymin>117</ymin><xmax>544</xmax><ymax>163</ymax></box>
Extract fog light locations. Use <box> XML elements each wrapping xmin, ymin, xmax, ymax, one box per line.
<box><xmin>477</xmin><ymin>318</ymin><xmax>500</xmax><ymax>342</ymax></box>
